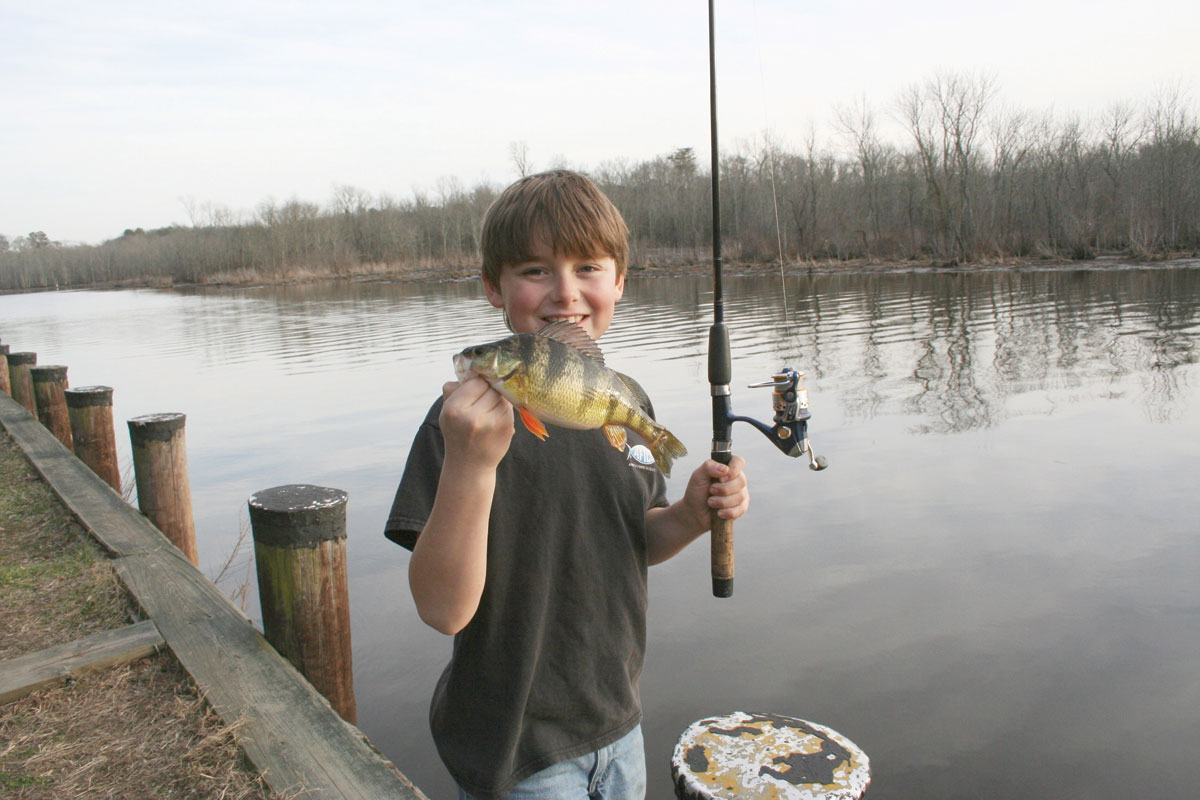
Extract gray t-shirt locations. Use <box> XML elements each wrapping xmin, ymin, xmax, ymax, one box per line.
<box><xmin>385</xmin><ymin>396</ymin><xmax>669</xmax><ymax>797</ymax></box>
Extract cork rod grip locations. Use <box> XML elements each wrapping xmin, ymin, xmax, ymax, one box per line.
<box><xmin>711</xmin><ymin>511</ymin><xmax>734</xmax><ymax>598</ymax></box>
<box><xmin>710</xmin><ymin>448</ymin><xmax>734</xmax><ymax>597</ymax></box>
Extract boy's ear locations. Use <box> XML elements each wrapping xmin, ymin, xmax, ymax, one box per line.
<box><xmin>483</xmin><ymin>276</ymin><xmax>505</xmax><ymax>309</ymax></box>
<box><xmin>614</xmin><ymin>270</ymin><xmax>626</xmax><ymax>299</ymax></box>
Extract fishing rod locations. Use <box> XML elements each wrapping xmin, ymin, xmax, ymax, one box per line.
<box><xmin>707</xmin><ymin>0</ymin><xmax>827</xmax><ymax>599</ymax></box>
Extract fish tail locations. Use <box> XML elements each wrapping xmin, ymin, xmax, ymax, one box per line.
<box><xmin>645</xmin><ymin>423</ymin><xmax>687</xmax><ymax>477</ymax></box>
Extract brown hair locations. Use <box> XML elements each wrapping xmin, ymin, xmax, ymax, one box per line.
<box><xmin>480</xmin><ymin>170</ymin><xmax>629</xmax><ymax>286</ymax></box>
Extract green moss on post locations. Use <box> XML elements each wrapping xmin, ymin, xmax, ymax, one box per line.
<box><xmin>248</xmin><ymin>484</ymin><xmax>356</xmax><ymax>724</ymax></box>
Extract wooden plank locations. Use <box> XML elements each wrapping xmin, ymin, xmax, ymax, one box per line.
<box><xmin>0</xmin><ymin>620</ymin><xmax>164</xmax><ymax>704</ymax></box>
<box><xmin>0</xmin><ymin>396</ymin><xmax>165</xmax><ymax>558</ymax></box>
<box><xmin>1</xmin><ymin>393</ymin><xmax>427</xmax><ymax>799</ymax></box>
<box><xmin>113</xmin><ymin>549</ymin><xmax>425</xmax><ymax>799</ymax></box>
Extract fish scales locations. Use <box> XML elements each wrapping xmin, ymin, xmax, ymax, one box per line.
<box><xmin>518</xmin><ymin>334</ymin><xmax>624</xmax><ymax>429</ymax></box>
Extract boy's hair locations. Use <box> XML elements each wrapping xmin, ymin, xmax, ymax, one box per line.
<box><xmin>481</xmin><ymin>170</ymin><xmax>629</xmax><ymax>286</ymax></box>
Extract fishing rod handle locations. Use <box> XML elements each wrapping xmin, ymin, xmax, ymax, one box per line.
<box><xmin>709</xmin><ymin>321</ymin><xmax>734</xmax><ymax>598</ymax></box>
<box><xmin>710</xmin><ymin>448</ymin><xmax>734</xmax><ymax>598</ymax></box>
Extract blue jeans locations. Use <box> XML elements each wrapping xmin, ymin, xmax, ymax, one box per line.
<box><xmin>458</xmin><ymin>725</ymin><xmax>646</xmax><ymax>800</ymax></box>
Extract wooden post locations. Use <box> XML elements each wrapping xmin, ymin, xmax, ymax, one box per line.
<box><xmin>0</xmin><ymin>344</ymin><xmax>10</xmax><ymax>396</ymax></box>
<box><xmin>671</xmin><ymin>712</ymin><xmax>870</xmax><ymax>800</ymax></box>
<box><xmin>248</xmin><ymin>484</ymin><xmax>356</xmax><ymax>724</ymax></box>
<box><xmin>66</xmin><ymin>386</ymin><xmax>121</xmax><ymax>492</ymax></box>
<box><xmin>128</xmin><ymin>413</ymin><xmax>197</xmax><ymax>565</ymax></box>
<box><xmin>6</xmin><ymin>352</ymin><xmax>37</xmax><ymax>414</ymax></box>
<box><xmin>30</xmin><ymin>365</ymin><xmax>73</xmax><ymax>450</ymax></box>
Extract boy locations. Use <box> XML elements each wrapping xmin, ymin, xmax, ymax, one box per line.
<box><xmin>385</xmin><ymin>170</ymin><xmax>749</xmax><ymax>800</ymax></box>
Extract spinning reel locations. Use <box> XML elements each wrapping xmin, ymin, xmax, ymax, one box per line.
<box><xmin>739</xmin><ymin>369</ymin><xmax>828</xmax><ymax>471</ymax></box>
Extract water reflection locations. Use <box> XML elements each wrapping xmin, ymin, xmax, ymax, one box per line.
<box><xmin>1</xmin><ymin>266</ymin><xmax>1197</xmax><ymax>799</ymax></box>
<box><xmin>715</xmin><ymin>269</ymin><xmax>1200</xmax><ymax>433</ymax></box>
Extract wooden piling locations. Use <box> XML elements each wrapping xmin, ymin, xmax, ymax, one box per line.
<box><xmin>128</xmin><ymin>413</ymin><xmax>197</xmax><ymax>565</ymax></box>
<box><xmin>672</xmin><ymin>712</ymin><xmax>870</xmax><ymax>800</ymax></box>
<box><xmin>248</xmin><ymin>484</ymin><xmax>356</xmax><ymax>724</ymax></box>
<box><xmin>66</xmin><ymin>386</ymin><xmax>121</xmax><ymax>492</ymax></box>
<box><xmin>6</xmin><ymin>352</ymin><xmax>37</xmax><ymax>414</ymax></box>
<box><xmin>0</xmin><ymin>344</ymin><xmax>10</xmax><ymax>396</ymax></box>
<box><xmin>30</xmin><ymin>364</ymin><xmax>73</xmax><ymax>450</ymax></box>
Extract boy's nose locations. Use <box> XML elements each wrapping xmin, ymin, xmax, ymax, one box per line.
<box><xmin>550</xmin><ymin>273</ymin><xmax>580</xmax><ymax>303</ymax></box>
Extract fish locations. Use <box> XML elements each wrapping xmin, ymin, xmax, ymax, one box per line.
<box><xmin>453</xmin><ymin>321</ymin><xmax>687</xmax><ymax>476</ymax></box>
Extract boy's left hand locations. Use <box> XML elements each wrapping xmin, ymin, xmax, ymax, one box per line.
<box><xmin>682</xmin><ymin>455</ymin><xmax>749</xmax><ymax>531</ymax></box>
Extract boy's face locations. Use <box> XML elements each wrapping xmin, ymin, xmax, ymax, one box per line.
<box><xmin>484</xmin><ymin>238</ymin><xmax>625</xmax><ymax>341</ymax></box>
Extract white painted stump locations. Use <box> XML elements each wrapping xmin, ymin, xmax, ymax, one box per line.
<box><xmin>671</xmin><ymin>712</ymin><xmax>870</xmax><ymax>800</ymax></box>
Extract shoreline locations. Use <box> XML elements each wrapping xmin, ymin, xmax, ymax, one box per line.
<box><xmin>4</xmin><ymin>253</ymin><xmax>1198</xmax><ymax>296</ymax></box>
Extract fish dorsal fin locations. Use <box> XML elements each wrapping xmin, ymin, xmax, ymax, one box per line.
<box><xmin>536</xmin><ymin>321</ymin><xmax>605</xmax><ymax>365</ymax></box>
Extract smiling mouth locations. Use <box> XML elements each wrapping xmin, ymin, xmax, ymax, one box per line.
<box><xmin>544</xmin><ymin>315</ymin><xmax>587</xmax><ymax>325</ymax></box>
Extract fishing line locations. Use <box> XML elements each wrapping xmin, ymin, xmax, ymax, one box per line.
<box><xmin>751</xmin><ymin>0</ymin><xmax>791</xmax><ymax>333</ymax></box>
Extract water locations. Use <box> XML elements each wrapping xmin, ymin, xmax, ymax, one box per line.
<box><xmin>2</xmin><ymin>265</ymin><xmax>1198</xmax><ymax>799</ymax></box>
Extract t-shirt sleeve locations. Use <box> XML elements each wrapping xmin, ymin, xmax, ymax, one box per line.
<box><xmin>384</xmin><ymin>399</ymin><xmax>445</xmax><ymax>551</ymax></box>
<box><xmin>647</xmin><ymin>469</ymin><xmax>669</xmax><ymax>511</ymax></box>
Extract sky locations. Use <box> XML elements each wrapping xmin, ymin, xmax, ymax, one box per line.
<box><xmin>3</xmin><ymin>0</ymin><xmax>1197</xmax><ymax>246</ymax></box>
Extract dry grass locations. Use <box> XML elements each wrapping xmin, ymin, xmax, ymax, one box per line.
<box><xmin>196</xmin><ymin>259</ymin><xmax>479</xmax><ymax>287</ymax></box>
<box><xmin>0</xmin><ymin>655</ymin><xmax>285</xmax><ymax>799</ymax></box>
<box><xmin>0</xmin><ymin>428</ymin><xmax>285</xmax><ymax>799</ymax></box>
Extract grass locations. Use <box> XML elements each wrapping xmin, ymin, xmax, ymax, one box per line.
<box><xmin>0</xmin><ymin>432</ymin><xmax>130</xmax><ymax>660</ymax></box>
<box><xmin>0</xmin><ymin>427</ymin><xmax>285</xmax><ymax>799</ymax></box>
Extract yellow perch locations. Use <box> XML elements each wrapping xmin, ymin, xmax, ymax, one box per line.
<box><xmin>453</xmin><ymin>321</ymin><xmax>687</xmax><ymax>477</ymax></box>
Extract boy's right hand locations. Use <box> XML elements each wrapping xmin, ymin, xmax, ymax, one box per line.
<box><xmin>412</xmin><ymin>376</ymin><xmax>512</xmax><ymax>634</ymax></box>
<box><xmin>438</xmin><ymin>376</ymin><xmax>515</xmax><ymax>470</ymax></box>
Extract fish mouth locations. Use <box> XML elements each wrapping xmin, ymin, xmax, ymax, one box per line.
<box><xmin>452</xmin><ymin>352</ymin><xmax>471</xmax><ymax>382</ymax></box>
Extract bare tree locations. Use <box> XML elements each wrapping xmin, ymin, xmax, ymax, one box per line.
<box><xmin>897</xmin><ymin>70</ymin><xmax>998</xmax><ymax>259</ymax></box>
<box><xmin>988</xmin><ymin>105</ymin><xmax>1034</xmax><ymax>253</ymax></box>
<box><xmin>509</xmin><ymin>141</ymin><xmax>533</xmax><ymax>178</ymax></box>
<box><xmin>1096</xmin><ymin>102</ymin><xmax>1143</xmax><ymax>247</ymax></box>
<box><xmin>835</xmin><ymin>94</ymin><xmax>887</xmax><ymax>248</ymax></box>
<box><xmin>4</xmin><ymin>72</ymin><xmax>1197</xmax><ymax>292</ymax></box>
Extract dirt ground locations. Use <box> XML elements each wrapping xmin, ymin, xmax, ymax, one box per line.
<box><xmin>0</xmin><ymin>428</ymin><xmax>281</xmax><ymax>799</ymax></box>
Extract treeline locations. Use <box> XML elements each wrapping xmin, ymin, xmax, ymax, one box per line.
<box><xmin>3</xmin><ymin>74</ymin><xmax>1198</xmax><ymax>292</ymax></box>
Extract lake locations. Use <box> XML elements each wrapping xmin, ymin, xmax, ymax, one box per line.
<box><xmin>2</xmin><ymin>263</ymin><xmax>1198</xmax><ymax>798</ymax></box>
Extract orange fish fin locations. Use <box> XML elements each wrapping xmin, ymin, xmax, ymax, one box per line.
<box><xmin>518</xmin><ymin>407</ymin><xmax>549</xmax><ymax>441</ymax></box>
<box><xmin>603</xmin><ymin>424</ymin><xmax>627</xmax><ymax>451</ymax></box>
